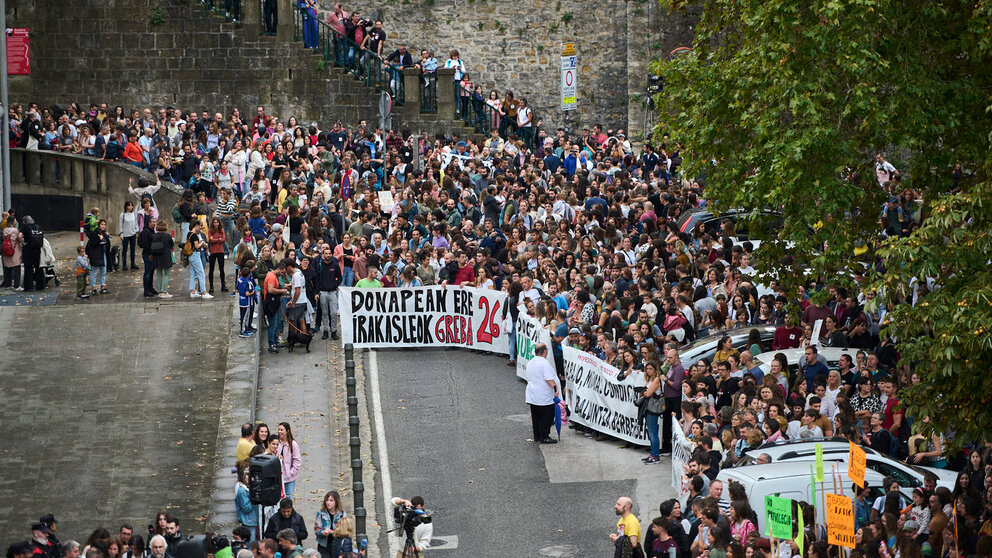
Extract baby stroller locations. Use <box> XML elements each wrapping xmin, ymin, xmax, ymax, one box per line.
<box><xmin>39</xmin><ymin>238</ymin><xmax>60</xmax><ymax>288</ymax></box>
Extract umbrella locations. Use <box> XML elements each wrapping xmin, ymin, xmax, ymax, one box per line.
<box><xmin>553</xmin><ymin>396</ymin><xmax>566</xmax><ymax>441</ymax></box>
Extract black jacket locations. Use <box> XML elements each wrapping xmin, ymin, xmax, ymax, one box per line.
<box><xmin>315</xmin><ymin>257</ymin><xmax>343</xmax><ymax>292</ymax></box>
<box><xmin>85</xmin><ymin>229</ymin><xmax>111</xmax><ymax>263</ymax></box>
<box><xmin>264</xmin><ymin>510</ymin><xmax>308</xmax><ymax>542</ymax></box>
<box><xmin>138</xmin><ymin>224</ymin><xmax>156</xmax><ymax>253</ymax></box>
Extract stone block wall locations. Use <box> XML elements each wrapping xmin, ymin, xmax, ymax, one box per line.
<box><xmin>6</xmin><ymin>0</ymin><xmax>698</xmax><ymax>140</ymax></box>
<box><xmin>328</xmin><ymin>0</ymin><xmax>699</xmax><ymax>138</ymax></box>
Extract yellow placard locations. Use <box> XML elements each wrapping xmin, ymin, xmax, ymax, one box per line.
<box><xmin>848</xmin><ymin>442</ymin><xmax>866</xmax><ymax>488</ymax></box>
<box><xmin>826</xmin><ymin>493</ymin><xmax>856</xmax><ymax>549</ymax></box>
<box><xmin>561</xmin><ymin>42</ymin><xmax>577</xmax><ymax>56</ymax></box>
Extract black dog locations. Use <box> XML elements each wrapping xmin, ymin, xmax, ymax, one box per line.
<box><xmin>286</xmin><ymin>326</ymin><xmax>314</xmax><ymax>353</ymax></box>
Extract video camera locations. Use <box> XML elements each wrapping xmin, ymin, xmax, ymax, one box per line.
<box><xmin>393</xmin><ymin>505</ymin><xmax>432</xmax><ymax>538</ymax></box>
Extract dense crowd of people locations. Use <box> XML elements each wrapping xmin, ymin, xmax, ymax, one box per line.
<box><xmin>3</xmin><ymin>5</ymin><xmax>988</xmax><ymax>558</ymax></box>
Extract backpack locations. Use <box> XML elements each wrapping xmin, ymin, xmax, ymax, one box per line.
<box><xmin>172</xmin><ymin>204</ymin><xmax>183</xmax><ymax>224</ymax></box>
<box><xmin>25</xmin><ymin>226</ymin><xmax>44</xmax><ymax>250</ymax></box>
<box><xmin>180</xmin><ymin>233</ymin><xmax>195</xmax><ymax>267</ymax></box>
<box><xmin>1</xmin><ymin>235</ymin><xmax>14</xmax><ymax>257</ymax></box>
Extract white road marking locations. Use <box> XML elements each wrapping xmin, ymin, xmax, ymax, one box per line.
<box><xmin>368</xmin><ymin>350</ymin><xmax>399</xmax><ymax>558</ymax></box>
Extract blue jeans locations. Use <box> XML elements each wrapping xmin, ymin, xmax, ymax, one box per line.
<box><xmin>221</xmin><ymin>217</ymin><xmax>236</xmax><ymax>255</ymax></box>
<box><xmin>89</xmin><ymin>265</ymin><xmax>107</xmax><ymax>288</ymax></box>
<box><xmin>645</xmin><ymin>412</ymin><xmax>661</xmax><ymax>458</ymax></box>
<box><xmin>283</xmin><ymin>480</ymin><xmax>296</xmax><ymax>499</ymax></box>
<box><xmin>508</xmin><ymin>322</ymin><xmax>517</xmax><ymax>362</ymax></box>
<box><xmin>188</xmin><ymin>253</ymin><xmax>206</xmax><ymax>292</ymax></box>
<box><xmin>342</xmin><ymin>267</ymin><xmax>354</xmax><ymax>287</ymax></box>
<box><xmin>268</xmin><ymin>306</ymin><xmax>284</xmax><ymax>347</ymax></box>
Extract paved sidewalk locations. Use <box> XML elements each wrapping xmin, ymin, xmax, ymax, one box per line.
<box><xmin>0</xmin><ymin>300</ymin><xmax>232</xmax><ymax>544</ymax></box>
<box><xmin>255</xmin><ymin>330</ymin><xmax>351</xmax><ymax>539</ymax></box>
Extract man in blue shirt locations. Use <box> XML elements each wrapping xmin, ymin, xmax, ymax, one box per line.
<box><xmin>800</xmin><ymin>345</ymin><xmax>829</xmax><ymax>392</ymax></box>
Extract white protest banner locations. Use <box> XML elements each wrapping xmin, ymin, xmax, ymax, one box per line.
<box><xmin>515</xmin><ymin>307</ymin><xmax>560</xmax><ymax>383</ymax></box>
<box><xmin>340</xmin><ymin>286</ymin><xmax>509</xmax><ymax>353</ymax></box>
<box><xmin>378</xmin><ymin>190</ymin><xmax>395</xmax><ymax>212</ymax></box>
<box><xmin>671</xmin><ymin>415</ymin><xmax>696</xmax><ymax>506</ymax></box>
<box><xmin>562</xmin><ymin>347</ymin><xmax>648</xmax><ymax>445</ymax></box>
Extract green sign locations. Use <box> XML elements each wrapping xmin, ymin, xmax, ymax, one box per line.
<box><xmin>815</xmin><ymin>443</ymin><xmax>825</xmax><ymax>482</ymax></box>
<box><xmin>765</xmin><ymin>495</ymin><xmax>793</xmax><ymax>539</ymax></box>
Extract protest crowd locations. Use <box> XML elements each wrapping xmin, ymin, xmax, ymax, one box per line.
<box><xmin>3</xmin><ymin>3</ymin><xmax>992</xmax><ymax>558</ymax></box>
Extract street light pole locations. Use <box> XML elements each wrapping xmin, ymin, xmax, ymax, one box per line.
<box><xmin>0</xmin><ymin>0</ymin><xmax>11</xmax><ymax>212</ymax></box>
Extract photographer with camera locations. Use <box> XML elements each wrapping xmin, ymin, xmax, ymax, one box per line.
<box><xmin>390</xmin><ymin>497</ymin><xmax>432</xmax><ymax>557</ymax></box>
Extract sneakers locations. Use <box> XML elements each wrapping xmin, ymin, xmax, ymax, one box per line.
<box><xmin>643</xmin><ymin>456</ymin><xmax>660</xmax><ymax>464</ymax></box>
<box><xmin>76</xmin><ymin>294</ymin><xmax>90</xmax><ymax>300</ymax></box>
<box><xmin>100</xmin><ymin>288</ymin><xmax>109</xmax><ymax>294</ymax></box>
<box><xmin>267</xmin><ymin>346</ymin><xmax>279</xmax><ymax>353</ymax></box>
<box><xmin>239</xmin><ymin>331</ymin><xmax>252</xmax><ymax>338</ymax></box>
<box><xmin>158</xmin><ymin>292</ymin><xmax>174</xmax><ymax>298</ymax></box>
<box><xmin>190</xmin><ymin>292</ymin><xmax>202</xmax><ymax>298</ymax></box>
<box><xmin>201</xmin><ymin>292</ymin><xmax>214</xmax><ymax>299</ymax></box>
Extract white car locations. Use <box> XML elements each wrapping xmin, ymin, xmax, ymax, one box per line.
<box><xmin>718</xmin><ymin>461</ymin><xmax>898</xmax><ymax>534</ymax></box>
<box><xmin>735</xmin><ymin>439</ymin><xmax>957</xmax><ymax>490</ymax></box>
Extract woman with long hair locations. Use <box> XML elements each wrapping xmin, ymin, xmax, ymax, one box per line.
<box><xmin>207</xmin><ymin>217</ymin><xmax>227</xmax><ymax>293</ymax></box>
<box><xmin>641</xmin><ymin>360</ymin><xmax>664</xmax><ymax>465</ymax></box>
<box><xmin>253</xmin><ymin>423</ymin><xmax>270</xmax><ymax>446</ymax></box>
<box><xmin>235</xmin><ymin>463</ymin><xmax>258</xmax><ymax>541</ymax></box>
<box><xmin>119</xmin><ymin>200</ymin><xmax>140</xmax><ymax>270</ymax></box>
<box><xmin>314</xmin><ymin>490</ymin><xmax>346</xmax><ymax>558</ymax></box>
<box><xmin>277</xmin><ymin>422</ymin><xmax>302</xmax><ymax>499</ymax></box>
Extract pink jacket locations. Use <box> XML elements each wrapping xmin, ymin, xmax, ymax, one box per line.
<box><xmin>277</xmin><ymin>440</ymin><xmax>302</xmax><ymax>483</ymax></box>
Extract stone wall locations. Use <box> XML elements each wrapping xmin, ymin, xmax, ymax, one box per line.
<box><xmin>7</xmin><ymin>0</ymin><xmax>389</xmax><ymax>128</ymax></box>
<box><xmin>5</xmin><ymin>0</ymin><xmax>697</xmax><ymax>139</ymax></box>
<box><xmin>328</xmin><ymin>0</ymin><xmax>699</xmax><ymax>138</ymax></box>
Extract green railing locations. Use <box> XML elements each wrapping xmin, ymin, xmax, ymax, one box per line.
<box><xmin>454</xmin><ymin>82</ymin><xmax>501</xmax><ymax>135</ymax></box>
<box><xmin>293</xmin><ymin>10</ymin><xmax>405</xmax><ymax>106</ymax></box>
<box><xmin>197</xmin><ymin>0</ymin><xmax>243</xmax><ymax>25</ymax></box>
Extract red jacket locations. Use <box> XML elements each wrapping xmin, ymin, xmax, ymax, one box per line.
<box><xmin>454</xmin><ymin>265</ymin><xmax>475</xmax><ymax>286</ymax></box>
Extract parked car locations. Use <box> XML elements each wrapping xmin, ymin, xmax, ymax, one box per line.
<box><xmin>678</xmin><ymin>325</ymin><xmax>778</xmax><ymax>371</ymax></box>
<box><xmin>675</xmin><ymin>209</ymin><xmax>782</xmax><ymax>248</ymax></box>
<box><xmin>734</xmin><ymin>439</ymin><xmax>957</xmax><ymax>490</ymax></box>
<box><xmin>717</xmin><ymin>461</ymin><xmax>900</xmax><ymax>534</ymax></box>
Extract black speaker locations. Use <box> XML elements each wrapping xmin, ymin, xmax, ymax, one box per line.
<box><xmin>248</xmin><ymin>454</ymin><xmax>282</xmax><ymax>506</ymax></box>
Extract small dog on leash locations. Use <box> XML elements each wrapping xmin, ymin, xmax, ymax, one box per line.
<box><xmin>286</xmin><ymin>326</ymin><xmax>314</xmax><ymax>353</ymax></box>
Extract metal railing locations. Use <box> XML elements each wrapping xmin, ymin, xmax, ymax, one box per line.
<box><xmin>292</xmin><ymin>11</ymin><xmax>406</xmax><ymax>106</ymax></box>
<box><xmin>421</xmin><ymin>73</ymin><xmax>438</xmax><ymax>114</ymax></box>
<box><xmin>453</xmin><ymin>83</ymin><xmax>502</xmax><ymax>136</ymax></box>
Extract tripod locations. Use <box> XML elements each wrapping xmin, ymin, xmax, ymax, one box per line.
<box><xmin>400</xmin><ymin>532</ymin><xmax>421</xmax><ymax>558</ymax></box>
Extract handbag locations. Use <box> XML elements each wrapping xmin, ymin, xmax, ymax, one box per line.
<box><xmin>645</xmin><ymin>395</ymin><xmax>665</xmax><ymax>415</ymax></box>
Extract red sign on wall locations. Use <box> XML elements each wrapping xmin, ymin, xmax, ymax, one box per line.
<box><xmin>6</xmin><ymin>28</ymin><xmax>29</xmax><ymax>75</ymax></box>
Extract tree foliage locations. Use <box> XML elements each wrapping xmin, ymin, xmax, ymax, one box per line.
<box><xmin>654</xmin><ymin>0</ymin><xmax>992</xmax><ymax>446</ymax></box>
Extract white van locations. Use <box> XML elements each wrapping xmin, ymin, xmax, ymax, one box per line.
<box><xmin>734</xmin><ymin>439</ymin><xmax>957</xmax><ymax>490</ymax></box>
<box><xmin>716</xmin><ymin>462</ymin><xmax>903</xmax><ymax>534</ymax></box>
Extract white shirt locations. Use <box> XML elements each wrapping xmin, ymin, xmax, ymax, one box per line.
<box><xmin>291</xmin><ymin>269</ymin><xmax>308</xmax><ymax>303</ymax></box>
<box><xmin>518</xmin><ymin>288</ymin><xmax>541</xmax><ymax>305</ymax></box>
<box><xmin>525</xmin><ymin>356</ymin><xmax>557</xmax><ymax>405</ymax></box>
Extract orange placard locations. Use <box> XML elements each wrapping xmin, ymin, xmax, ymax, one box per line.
<box><xmin>848</xmin><ymin>441</ymin><xmax>866</xmax><ymax>488</ymax></box>
<box><xmin>826</xmin><ymin>493</ymin><xmax>856</xmax><ymax>549</ymax></box>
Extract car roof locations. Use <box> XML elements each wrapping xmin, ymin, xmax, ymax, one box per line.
<box><xmin>681</xmin><ymin>325</ymin><xmax>777</xmax><ymax>354</ymax></box>
<box><xmin>746</xmin><ymin>439</ymin><xmax>879</xmax><ymax>461</ymax></box>
<box><xmin>754</xmin><ymin>346</ymin><xmax>853</xmax><ymax>365</ymax></box>
<box><xmin>721</xmin><ymin>461</ymin><xmax>865</xmax><ymax>482</ymax></box>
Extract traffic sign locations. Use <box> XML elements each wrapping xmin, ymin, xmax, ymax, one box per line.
<box><xmin>560</xmin><ymin>42</ymin><xmax>577</xmax><ymax>112</ymax></box>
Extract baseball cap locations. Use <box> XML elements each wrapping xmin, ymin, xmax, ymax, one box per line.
<box><xmin>568</xmin><ymin>327</ymin><xmax>581</xmax><ymax>335</ymax></box>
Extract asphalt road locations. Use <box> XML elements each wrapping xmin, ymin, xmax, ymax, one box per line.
<box><xmin>369</xmin><ymin>348</ymin><xmax>674</xmax><ymax>557</ymax></box>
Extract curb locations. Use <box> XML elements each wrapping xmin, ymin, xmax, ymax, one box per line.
<box><xmin>206</xmin><ymin>300</ymin><xmax>261</xmax><ymax>533</ymax></box>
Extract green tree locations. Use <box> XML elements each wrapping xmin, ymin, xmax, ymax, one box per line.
<box><xmin>654</xmin><ymin>0</ymin><xmax>992</xmax><ymax>446</ymax></box>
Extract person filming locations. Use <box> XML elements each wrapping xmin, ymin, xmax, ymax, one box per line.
<box><xmin>391</xmin><ymin>497</ymin><xmax>432</xmax><ymax>557</ymax></box>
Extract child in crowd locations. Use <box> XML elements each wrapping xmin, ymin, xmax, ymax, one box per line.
<box><xmin>75</xmin><ymin>246</ymin><xmax>91</xmax><ymax>300</ymax></box>
<box><xmin>237</xmin><ymin>263</ymin><xmax>256</xmax><ymax>338</ymax></box>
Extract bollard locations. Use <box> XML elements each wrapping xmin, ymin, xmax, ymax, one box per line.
<box><xmin>346</xmin><ymin>376</ymin><xmax>357</xmax><ymax>399</ymax></box>
<box><xmin>354</xmin><ymin>504</ymin><xmax>367</xmax><ymax>545</ymax></box>
<box><xmin>350</xmin><ymin>435</ymin><xmax>361</xmax><ymax>461</ymax></box>
<box><xmin>349</xmin><ymin>414</ymin><xmax>360</xmax><ymax>439</ymax></box>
